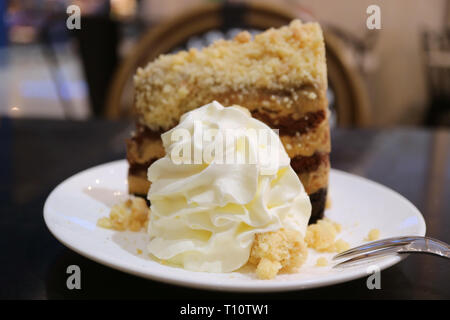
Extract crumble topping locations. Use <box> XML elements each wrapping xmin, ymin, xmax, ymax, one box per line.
<box><xmin>134</xmin><ymin>19</ymin><xmax>327</xmax><ymax>131</ymax></box>
<box><xmin>97</xmin><ymin>197</ymin><xmax>149</xmax><ymax>231</ymax></box>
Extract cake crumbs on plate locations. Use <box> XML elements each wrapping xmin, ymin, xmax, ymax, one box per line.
<box><xmin>315</xmin><ymin>257</ymin><xmax>328</xmax><ymax>267</ymax></box>
<box><xmin>97</xmin><ymin>200</ymin><xmax>351</xmax><ymax>279</ymax></box>
<box><xmin>366</xmin><ymin>228</ymin><xmax>380</xmax><ymax>241</ymax></box>
<box><xmin>97</xmin><ymin>197</ymin><xmax>150</xmax><ymax>231</ymax></box>
<box><xmin>249</xmin><ymin>228</ymin><xmax>308</xmax><ymax>280</ymax></box>
<box><xmin>305</xmin><ymin>218</ymin><xmax>349</xmax><ymax>253</ymax></box>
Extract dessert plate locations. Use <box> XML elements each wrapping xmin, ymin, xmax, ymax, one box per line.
<box><xmin>44</xmin><ymin>160</ymin><xmax>426</xmax><ymax>292</ymax></box>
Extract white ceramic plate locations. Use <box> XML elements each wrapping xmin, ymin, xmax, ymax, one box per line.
<box><xmin>44</xmin><ymin>160</ymin><xmax>426</xmax><ymax>292</ymax></box>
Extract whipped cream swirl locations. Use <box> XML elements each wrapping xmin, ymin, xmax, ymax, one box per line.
<box><xmin>147</xmin><ymin>101</ymin><xmax>311</xmax><ymax>272</ymax></box>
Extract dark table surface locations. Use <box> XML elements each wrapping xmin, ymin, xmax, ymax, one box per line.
<box><xmin>0</xmin><ymin>117</ymin><xmax>449</xmax><ymax>300</ymax></box>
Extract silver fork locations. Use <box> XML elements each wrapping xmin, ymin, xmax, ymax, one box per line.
<box><xmin>332</xmin><ymin>236</ymin><xmax>450</xmax><ymax>268</ymax></box>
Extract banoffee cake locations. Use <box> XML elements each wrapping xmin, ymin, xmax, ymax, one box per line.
<box><xmin>127</xmin><ymin>19</ymin><xmax>330</xmax><ymax>223</ymax></box>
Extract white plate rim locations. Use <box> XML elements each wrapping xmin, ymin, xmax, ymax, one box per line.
<box><xmin>43</xmin><ymin>160</ymin><xmax>426</xmax><ymax>292</ymax></box>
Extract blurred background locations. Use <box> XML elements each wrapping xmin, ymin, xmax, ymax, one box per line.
<box><xmin>1</xmin><ymin>0</ymin><xmax>449</xmax><ymax>127</ymax></box>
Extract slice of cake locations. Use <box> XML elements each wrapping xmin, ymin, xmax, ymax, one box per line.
<box><xmin>127</xmin><ymin>19</ymin><xmax>330</xmax><ymax>222</ymax></box>
<box><xmin>145</xmin><ymin>101</ymin><xmax>312</xmax><ymax>278</ymax></box>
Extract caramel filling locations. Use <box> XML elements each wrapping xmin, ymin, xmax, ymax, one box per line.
<box><xmin>252</xmin><ymin>110</ymin><xmax>326</xmax><ymax>136</ymax></box>
<box><xmin>291</xmin><ymin>152</ymin><xmax>328</xmax><ymax>174</ymax></box>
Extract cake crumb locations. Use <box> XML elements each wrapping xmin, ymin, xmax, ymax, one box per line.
<box><xmin>334</xmin><ymin>239</ymin><xmax>350</xmax><ymax>253</ymax></box>
<box><xmin>234</xmin><ymin>31</ymin><xmax>251</xmax><ymax>43</ymax></box>
<box><xmin>97</xmin><ymin>197</ymin><xmax>150</xmax><ymax>231</ymax></box>
<box><xmin>97</xmin><ymin>217</ymin><xmax>112</xmax><ymax>229</ymax></box>
<box><xmin>325</xmin><ymin>197</ymin><xmax>332</xmax><ymax>209</ymax></box>
<box><xmin>366</xmin><ymin>228</ymin><xmax>380</xmax><ymax>241</ymax></box>
<box><xmin>249</xmin><ymin>228</ymin><xmax>308</xmax><ymax>280</ymax></box>
<box><xmin>136</xmin><ymin>249</ymin><xmax>143</xmax><ymax>255</ymax></box>
<box><xmin>255</xmin><ymin>258</ymin><xmax>282</xmax><ymax>280</ymax></box>
<box><xmin>315</xmin><ymin>257</ymin><xmax>328</xmax><ymax>267</ymax></box>
<box><xmin>305</xmin><ymin>218</ymin><xmax>348</xmax><ymax>253</ymax></box>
